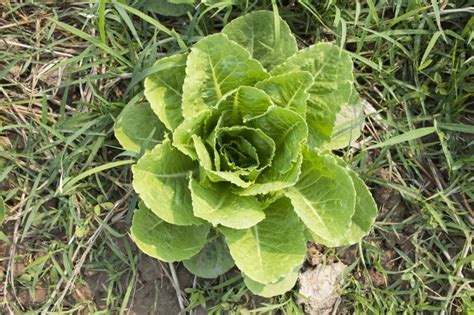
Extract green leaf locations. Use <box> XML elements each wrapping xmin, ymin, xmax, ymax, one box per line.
<box><xmin>222</xmin><ymin>10</ymin><xmax>298</xmax><ymax>70</ymax></box>
<box><xmin>217</xmin><ymin>86</ymin><xmax>273</xmax><ymax>124</ymax></box>
<box><xmin>144</xmin><ymin>53</ymin><xmax>188</xmax><ymax>131</ymax></box>
<box><xmin>310</xmin><ymin>159</ymin><xmax>377</xmax><ymax>247</ymax></box>
<box><xmin>190</xmin><ymin>179</ymin><xmax>265</xmax><ymax>229</ymax></box>
<box><xmin>285</xmin><ymin>148</ymin><xmax>355</xmax><ymax>243</ymax></box>
<box><xmin>243</xmin><ymin>268</ymin><xmax>299</xmax><ymax>298</ymax></box>
<box><xmin>174</xmin><ymin>110</ymin><xmax>275</xmax><ymax>187</ymax></box>
<box><xmin>216</xmin><ymin>126</ymin><xmax>275</xmax><ymax>171</ymax></box>
<box><xmin>221</xmin><ymin>197</ymin><xmax>306</xmax><ymax>284</ymax></box>
<box><xmin>131</xmin><ymin>203</ymin><xmax>209</xmax><ymax>262</ymax></box>
<box><xmin>255</xmin><ymin>71</ymin><xmax>314</xmax><ymax>116</ymax></box>
<box><xmin>220</xmin><ymin>137</ymin><xmax>259</xmax><ymax>171</ymax></box>
<box><xmin>341</xmin><ymin>169</ymin><xmax>377</xmax><ymax>243</ymax></box>
<box><xmin>173</xmin><ymin>110</ymin><xmax>215</xmax><ymax>159</ymax></box>
<box><xmin>246</xmin><ymin>106</ymin><xmax>307</xmax><ymax>174</ymax></box>
<box><xmin>205</xmin><ymin>169</ymin><xmax>255</xmax><ymax>188</ymax></box>
<box><xmin>192</xmin><ymin>135</ymin><xmax>213</xmax><ymax>170</ymax></box>
<box><xmin>216</xmin><ymin>127</ymin><xmax>272</xmax><ymax>171</ymax></box>
<box><xmin>238</xmin><ymin>153</ymin><xmax>302</xmax><ymax>196</ymax></box>
<box><xmin>132</xmin><ymin>139</ymin><xmax>201</xmax><ymax>226</ymax></box>
<box><xmin>272</xmin><ymin>43</ymin><xmax>354</xmax><ymax>147</ymax></box>
<box><xmin>114</xmin><ymin>102</ymin><xmax>164</xmax><ymax>153</ymax></box>
<box><xmin>183</xmin><ymin>236</ymin><xmax>235</xmax><ymax>278</ymax></box>
<box><xmin>324</xmin><ymin>90</ymin><xmax>364</xmax><ymax>150</ymax></box>
<box><xmin>181</xmin><ymin>34</ymin><xmax>268</xmax><ymax>117</ymax></box>
<box><xmin>204</xmin><ymin>126</ymin><xmax>275</xmax><ymax>187</ymax></box>
<box><xmin>228</xmin><ymin>104</ymin><xmax>307</xmax><ymax>195</ymax></box>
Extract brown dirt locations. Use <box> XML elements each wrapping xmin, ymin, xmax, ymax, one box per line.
<box><xmin>68</xmin><ymin>250</ymin><xmax>194</xmax><ymax>314</ymax></box>
<box><xmin>129</xmin><ymin>255</ymin><xmax>190</xmax><ymax>315</ymax></box>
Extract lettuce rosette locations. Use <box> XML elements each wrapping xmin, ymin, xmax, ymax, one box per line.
<box><xmin>114</xmin><ymin>11</ymin><xmax>377</xmax><ymax>297</ymax></box>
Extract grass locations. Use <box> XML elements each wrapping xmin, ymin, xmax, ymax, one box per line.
<box><xmin>1</xmin><ymin>0</ymin><xmax>473</xmax><ymax>313</ymax></box>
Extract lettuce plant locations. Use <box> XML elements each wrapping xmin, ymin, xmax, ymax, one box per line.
<box><xmin>114</xmin><ymin>11</ymin><xmax>377</xmax><ymax>297</ymax></box>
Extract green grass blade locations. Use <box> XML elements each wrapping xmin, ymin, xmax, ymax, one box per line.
<box><xmin>60</xmin><ymin>159</ymin><xmax>135</xmax><ymax>195</ymax></box>
<box><xmin>367</xmin><ymin>127</ymin><xmax>436</xmax><ymax>149</ymax></box>
<box><xmin>0</xmin><ymin>197</ymin><xmax>5</xmax><ymax>224</ymax></box>
<box><xmin>111</xmin><ymin>1</ymin><xmax>187</xmax><ymax>50</ymax></box>
<box><xmin>437</xmin><ymin>123</ymin><xmax>474</xmax><ymax>134</ymax></box>
<box><xmin>418</xmin><ymin>31</ymin><xmax>442</xmax><ymax>71</ymax></box>
<box><xmin>51</xmin><ymin>19</ymin><xmax>131</xmax><ymax>67</ymax></box>
<box><xmin>99</xmin><ymin>0</ymin><xmax>106</xmax><ymax>44</ymax></box>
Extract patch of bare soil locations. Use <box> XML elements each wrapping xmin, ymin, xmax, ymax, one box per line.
<box><xmin>130</xmin><ymin>255</ymin><xmax>191</xmax><ymax>315</ymax></box>
<box><xmin>69</xmin><ymin>244</ymin><xmax>195</xmax><ymax>314</ymax></box>
<box><xmin>62</xmin><ymin>254</ymin><xmax>192</xmax><ymax>314</ymax></box>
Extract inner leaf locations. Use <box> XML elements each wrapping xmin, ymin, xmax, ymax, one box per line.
<box><xmin>219</xmin><ymin>137</ymin><xmax>259</xmax><ymax>170</ymax></box>
<box><xmin>216</xmin><ymin>126</ymin><xmax>275</xmax><ymax>172</ymax></box>
<box><xmin>216</xmin><ymin>86</ymin><xmax>273</xmax><ymax>126</ymax></box>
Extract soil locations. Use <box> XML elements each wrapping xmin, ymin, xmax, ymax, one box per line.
<box><xmin>72</xmin><ymin>249</ymin><xmax>195</xmax><ymax>314</ymax></box>
<box><xmin>130</xmin><ymin>255</ymin><xmax>188</xmax><ymax>315</ymax></box>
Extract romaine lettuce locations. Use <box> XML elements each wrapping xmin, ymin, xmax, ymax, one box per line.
<box><xmin>115</xmin><ymin>10</ymin><xmax>377</xmax><ymax>297</ymax></box>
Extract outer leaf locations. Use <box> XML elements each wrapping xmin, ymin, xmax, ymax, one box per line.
<box><xmin>190</xmin><ymin>178</ymin><xmax>265</xmax><ymax>229</ymax></box>
<box><xmin>324</xmin><ymin>90</ymin><xmax>364</xmax><ymax>150</ymax></box>
<box><xmin>183</xmin><ymin>236</ymin><xmax>235</xmax><ymax>278</ymax></box>
<box><xmin>114</xmin><ymin>102</ymin><xmax>164</xmax><ymax>153</ymax></box>
<box><xmin>255</xmin><ymin>71</ymin><xmax>313</xmax><ymax>116</ymax></box>
<box><xmin>221</xmin><ymin>197</ymin><xmax>306</xmax><ymax>284</ymax></box>
<box><xmin>132</xmin><ymin>139</ymin><xmax>201</xmax><ymax>226</ymax></box>
<box><xmin>246</xmin><ymin>106</ymin><xmax>307</xmax><ymax>173</ymax></box>
<box><xmin>131</xmin><ymin>203</ymin><xmax>209</xmax><ymax>262</ymax></box>
<box><xmin>243</xmin><ymin>268</ymin><xmax>299</xmax><ymax>298</ymax></box>
<box><xmin>144</xmin><ymin>53</ymin><xmax>187</xmax><ymax>131</ymax></box>
<box><xmin>272</xmin><ymin>43</ymin><xmax>353</xmax><ymax>147</ymax></box>
<box><xmin>222</xmin><ymin>10</ymin><xmax>298</xmax><ymax>70</ymax></box>
<box><xmin>309</xmin><ymin>165</ymin><xmax>377</xmax><ymax>247</ymax></box>
<box><xmin>343</xmin><ymin>170</ymin><xmax>377</xmax><ymax>241</ymax></box>
<box><xmin>285</xmin><ymin>148</ymin><xmax>355</xmax><ymax>243</ymax></box>
<box><xmin>182</xmin><ymin>34</ymin><xmax>268</xmax><ymax>117</ymax></box>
